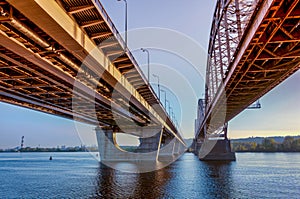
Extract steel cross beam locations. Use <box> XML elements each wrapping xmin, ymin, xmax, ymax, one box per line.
<box><xmin>197</xmin><ymin>0</ymin><xmax>300</xmax><ymax>139</ymax></box>
<box><xmin>0</xmin><ymin>0</ymin><xmax>186</xmax><ymax>145</ymax></box>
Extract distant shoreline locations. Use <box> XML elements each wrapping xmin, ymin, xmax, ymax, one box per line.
<box><xmin>0</xmin><ymin>151</ymin><xmax>94</xmax><ymax>153</ymax></box>
<box><xmin>234</xmin><ymin>151</ymin><xmax>300</xmax><ymax>153</ymax></box>
<box><xmin>0</xmin><ymin>147</ymin><xmax>98</xmax><ymax>153</ymax></box>
<box><xmin>2</xmin><ymin>150</ymin><xmax>300</xmax><ymax>153</ymax></box>
<box><xmin>186</xmin><ymin>150</ymin><xmax>300</xmax><ymax>153</ymax></box>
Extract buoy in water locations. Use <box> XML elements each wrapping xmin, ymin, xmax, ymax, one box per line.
<box><xmin>49</xmin><ymin>156</ymin><xmax>52</xmax><ymax>160</ymax></box>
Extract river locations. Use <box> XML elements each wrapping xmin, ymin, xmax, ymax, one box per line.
<box><xmin>0</xmin><ymin>152</ymin><xmax>299</xmax><ymax>198</ymax></box>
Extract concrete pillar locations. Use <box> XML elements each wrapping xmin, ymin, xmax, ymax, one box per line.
<box><xmin>198</xmin><ymin>123</ymin><xmax>235</xmax><ymax>161</ymax></box>
<box><xmin>173</xmin><ymin>141</ymin><xmax>180</xmax><ymax>155</ymax></box>
<box><xmin>199</xmin><ymin>139</ymin><xmax>236</xmax><ymax>161</ymax></box>
<box><xmin>179</xmin><ymin>143</ymin><xmax>186</xmax><ymax>154</ymax></box>
<box><xmin>96</xmin><ymin>127</ymin><xmax>163</xmax><ymax>162</ymax></box>
<box><xmin>171</xmin><ymin>140</ymin><xmax>186</xmax><ymax>157</ymax></box>
<box><xmin>95</xmin><ymin>127</ymin><xmax>118</xmax><ymax>161</ymax></box>
<box><xmin>137</xmin><ymin>132</ymin><xmax>161</xmax><ymax>153</ymax></box>
<box><xmin>193</xmin><ymin>139</ymin><xmax>202</xmax><ymax>156</ymax></box>
<box><xmin>158</xmin><ymin>136</ymin><xmax>176</xmax><ymax>159</ymax></box>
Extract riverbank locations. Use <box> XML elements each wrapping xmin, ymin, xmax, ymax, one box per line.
<box><xmin>0</xmin><ymin>146</ymin><xmax>98</xmax><ymax>153</ymax></box>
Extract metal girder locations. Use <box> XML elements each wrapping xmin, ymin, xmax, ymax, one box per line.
<box><xmin>116</xmin><ymin>63</ymin><xmax>134</xmax><ymax>69</ymax></box>
<box><xmin>90</xmin><ymin>32</ymin><xmax>112</xmax><ymax>40</ymax></box>
<box><xmin>67</xmin><ymin>5</ymin><xmax>94</xmax><ymax>14</ymax></box>
<box><xmin>197</xmin><ymin>0</ymin><xmax>300</xmax><ymax>139</ymax></box>
<box><xmin>80</xmin><ymin>19</ymin><xmax>104</xmax><ymax>28</ymax></box>
<box><xmin>206</xmin><ymin>0</ymin><xmax>260</xmax><ymax>105</ymax></box>
<box><xmin>0</xmin><ymin>0</ymin><xmax>185</xmax><ymax>144</ymax></box>
<box><xmin>113</xmin><ymin>57</ymin><xmax>129</xmax><ymax>64</ymax></box>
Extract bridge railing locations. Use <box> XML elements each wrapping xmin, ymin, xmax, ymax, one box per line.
<box><xmin>94</xmin><ymin>0</ymin><xmax>149</xmax><ymax>87</ymax></box>
<box><xmin>93</xmin><ymin>0</ymin><xmax>183</xmax><ymax>139</ymax></box>
<box><xmin>206</xmin><ymin>0</ymin><xmax>260</xmax><ymax>109</ymax></box>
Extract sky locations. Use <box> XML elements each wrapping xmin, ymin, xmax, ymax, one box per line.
<box><xmin>0</xmin><ymin>0</ymin><xmax>300</xmax><ymax>149</ymax></box>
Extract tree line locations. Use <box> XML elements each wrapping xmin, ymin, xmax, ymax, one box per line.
<box><xmin>0</xmin><ymin>146</ymin><xmax>99</xmax><ymax>152</ymax></box>
<box><xmin>232</xmin><ymin>136</ymin><xmax>300</xmax><ymax>152</ymax></box>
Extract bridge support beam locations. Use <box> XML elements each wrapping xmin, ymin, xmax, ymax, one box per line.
<box><xmin>96</xmin><ymin>127</ymin><xmax>164</xmax><ymax>162</ymax></box>
<box><xmin>191</xmin><ymin>138</ymin><xmax>203</xmax><ymax>156</ymax></box>
<box><xmin>137</xmin><ymin>133</ymin><xmax>161</xmax><ymax>153</ymax></box>
<box><xmin>158</xmin><ymin>137</ymin><xmax>176</xmax><ymax>161</ymax></box>
<box><xmin>172</xmin><ymin>140</ymin><xmax>186</xmax><ymax>156</ymax></box>
<box><xmin>198</xmin><ymin>139</ymin><xmax>236</xmax><ymax>161</ymax></box>
<box><xmin>95</xmin><ymin>127</ymin><xmax>119</xmax><ymax>162</ymax></box>
<box><xmin>172</xmin><ymin>141</ymin><xmax>179</xmax><ymax>156</ymax></box>
<box><xmin>196</xmin><ymin>124</ymin><xmax>235</xmax><ymax>161</ymax></box>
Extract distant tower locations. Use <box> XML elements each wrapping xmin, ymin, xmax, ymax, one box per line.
<box><xmin>20</xmin><ymin>136</ymin><xmax>24</xmax><ymax>150</ymax></box>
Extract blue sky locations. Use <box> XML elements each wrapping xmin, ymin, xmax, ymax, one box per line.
<box><xmin>0</xmin><ymin>0</ymin><xmax>299</xmax><ymax>148</ymax></box>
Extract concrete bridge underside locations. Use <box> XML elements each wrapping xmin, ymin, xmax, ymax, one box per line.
<box><xmin>0</xmin><ymin>0</ymin><xmax>186</xmax><ymax>161</ymax></box>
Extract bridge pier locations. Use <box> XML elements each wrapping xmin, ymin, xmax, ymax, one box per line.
<box><xmin>179</xmin><ymin>142</ymin><xmax>186</xmax><ymax>154</ymax></box>
<box><xmin>95</xmin><ymin>127</ymin><xmax>119</xmax><ymax>162</ymax></box>
<box><xmin>172</xmin><ymin>140</ymin><xmax>186</xmax><ymax>156</ymax></box>
<box><xmin>137</xmin><ymin>133</ymin><xmax>161</xmax><ymax>153</ymax></box>
<box><xmin>157</xmin><ymin>137</ymin><xmax>176</xmax><ymax>161</ymax></box>
<box><xmin>198</xmin><ymin>138</ymin><xmax>236</xmax><ymax>161</ymax></box>
<box><xmin>96</xmin><ymin>127</ymin><xmax>173</xmax><ymax>162</ymax></box>
<box><xmin>194</xmin><ymin>124</ymin><xmax>236</xmax><ymax>161</ymax></box>
<box><xmin>191</xmin><ymin>138</ymin><xmax>203</xmax><ymax>156</ymax></box>
<box><xmin>172</xmin><ymin>141</ymin><xmax>180</xmax><ymax>156</ymax></box>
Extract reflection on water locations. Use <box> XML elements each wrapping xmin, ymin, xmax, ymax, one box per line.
<box><xmin>201</xmin><ymin>161</ymin><xmax>234</xmax><ymax>198</ymax></box>
<box><xmin>94</xmin><ymin>162</ymin><xmax>172</xmax><ymax>198</ymax></box>
<box><xmin>92</xmin><ymin>153</ymin><xmax>300</xmax><ymax>198</ymax></box>
<box><xmin>93</xmin><ymin>156</ymin><xmax>236</xmax><ymax>198</ymax></box>
<box><xmin>101</xmin><ymin>157</ymin><xmax>179</xmax><ymax>173</ymax></box>
<box><xmin>1</xmin><ymin>152</ymin><xmax>300</xmax><ymax>198</ymax></box>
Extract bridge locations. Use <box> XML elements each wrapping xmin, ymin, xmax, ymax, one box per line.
<box><xmin>0</xmin><ymin>0</ymin><xmax>186</xmax><ymax>162</ymax></box>
<box><xmin>193</xmin><ymin>0</ymin><xmax>300</xmax><ymax>160</ymax></box>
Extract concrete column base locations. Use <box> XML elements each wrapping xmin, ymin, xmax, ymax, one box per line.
<box><xmin>192</xmin><ymin>139</ymin><xmax>202</xmax><ymax>156</ymax></box>
<box><xmin>158</xmin><ymin>138</ymin><xmax>175</xmax><ymax>161</ymax></box>
<box><xmin>137</xmin><ymin>133</ymin><xmax>161</xmax><ymax>153</ymax></box>
<box><xmin>172</xmin><ymin>141</ymin><xmax>179</xmax><ymax>155</ymax></box>
<box><xmin>172</xmin><ymin>140</ymin><xmax>186</xmax><ymax>156</ymax></box>
<box><xmin>96</xmin><ymin>127</ymin><xmax>162</xmax><ymax>162</ymax></box>
<box><xmin>198</xmin><ymin>139</ymin><xmax>236</xmax><ymax>161</ymax></box>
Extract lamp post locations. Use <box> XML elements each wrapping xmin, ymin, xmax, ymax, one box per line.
<box><xmin>141</xmin><ymin>48</ymin><xmax>150</xmax><ymax>83</ymax></box>
<box><xmin>152</xmin><ymin>74</ymin><xmax>160</xmax><ymax>100</ymax></box>
<box><xmin>117</xmin><ymin>0</ymin><xmax>127</xmax><ymax>51</ymax></box>
<box><xmin>166</xmin><ymin>100</ymin><xmax>170</xmax><ymax>116</ymax></box>
<box><xmin>169</xmin><ymin>107</ymin><xmax>173</xmax><ymax>120</ymax></box>
<box><xmin>172</xmin><ymin>112</ymin><xmax>176</xmax><ymax>123</ymax></box>
<box><xmin>161</xmin><ymin>89</ymin><xmax>167</xmax><ymax>109</ymax></box>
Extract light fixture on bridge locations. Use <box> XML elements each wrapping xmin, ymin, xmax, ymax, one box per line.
<box><xmin>117</xmin><ymin>0</ymin><xmax>128</xmax><ymax>51</ymax></box>
<box><xmin>141</xmin><ymin>48</ymin><xmax>150</xmax><ymax>84</ymax></box>
<box><xmin>247</xmin><ymin>100</ymin><xmax>261</xmax><ymax>109</ymax></box>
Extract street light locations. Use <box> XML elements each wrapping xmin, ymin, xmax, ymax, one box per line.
<box><xmin>169</xmin><ymin>107</ymin><xmax>173</xmax><ymax>119</ymax></box>
<box><xmin>117</xmin><ymin>0</ymin><xmax>128</xmax><ymax>51</ymax></box>
<box><xmin>166</xmin><ymin>100</ymin><xmax>171</xmax><ymax>116</ymax></box>
<box><xmin>152</xmin><ymin>74</ymin><xmax>160</xmax><ymax>100</ymax></box>
<box><xmin>141</xmin><ymin>48</ymin><xmax>150</xmax><ymax>83</ymax></box>
<box><xmin>160</xmin><ymin>89</ymin><xmax>167</xmax><ymax>109</ymax></box>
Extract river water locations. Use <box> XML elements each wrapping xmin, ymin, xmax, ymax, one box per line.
<box><xmin>0</xmin><ymin>152</ymin><xmax>299</xmax><ymax>198</ymax></box>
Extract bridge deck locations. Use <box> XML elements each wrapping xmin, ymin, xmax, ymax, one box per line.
<box><xmin>198</xmin><ymin>0</ymin><xmax>300</xmax><ymax>137</ymax></box>
<box><xmin>0</xmin><ymin>0</ymin><xmax>183</xmax><ymax>142</ymax></box>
